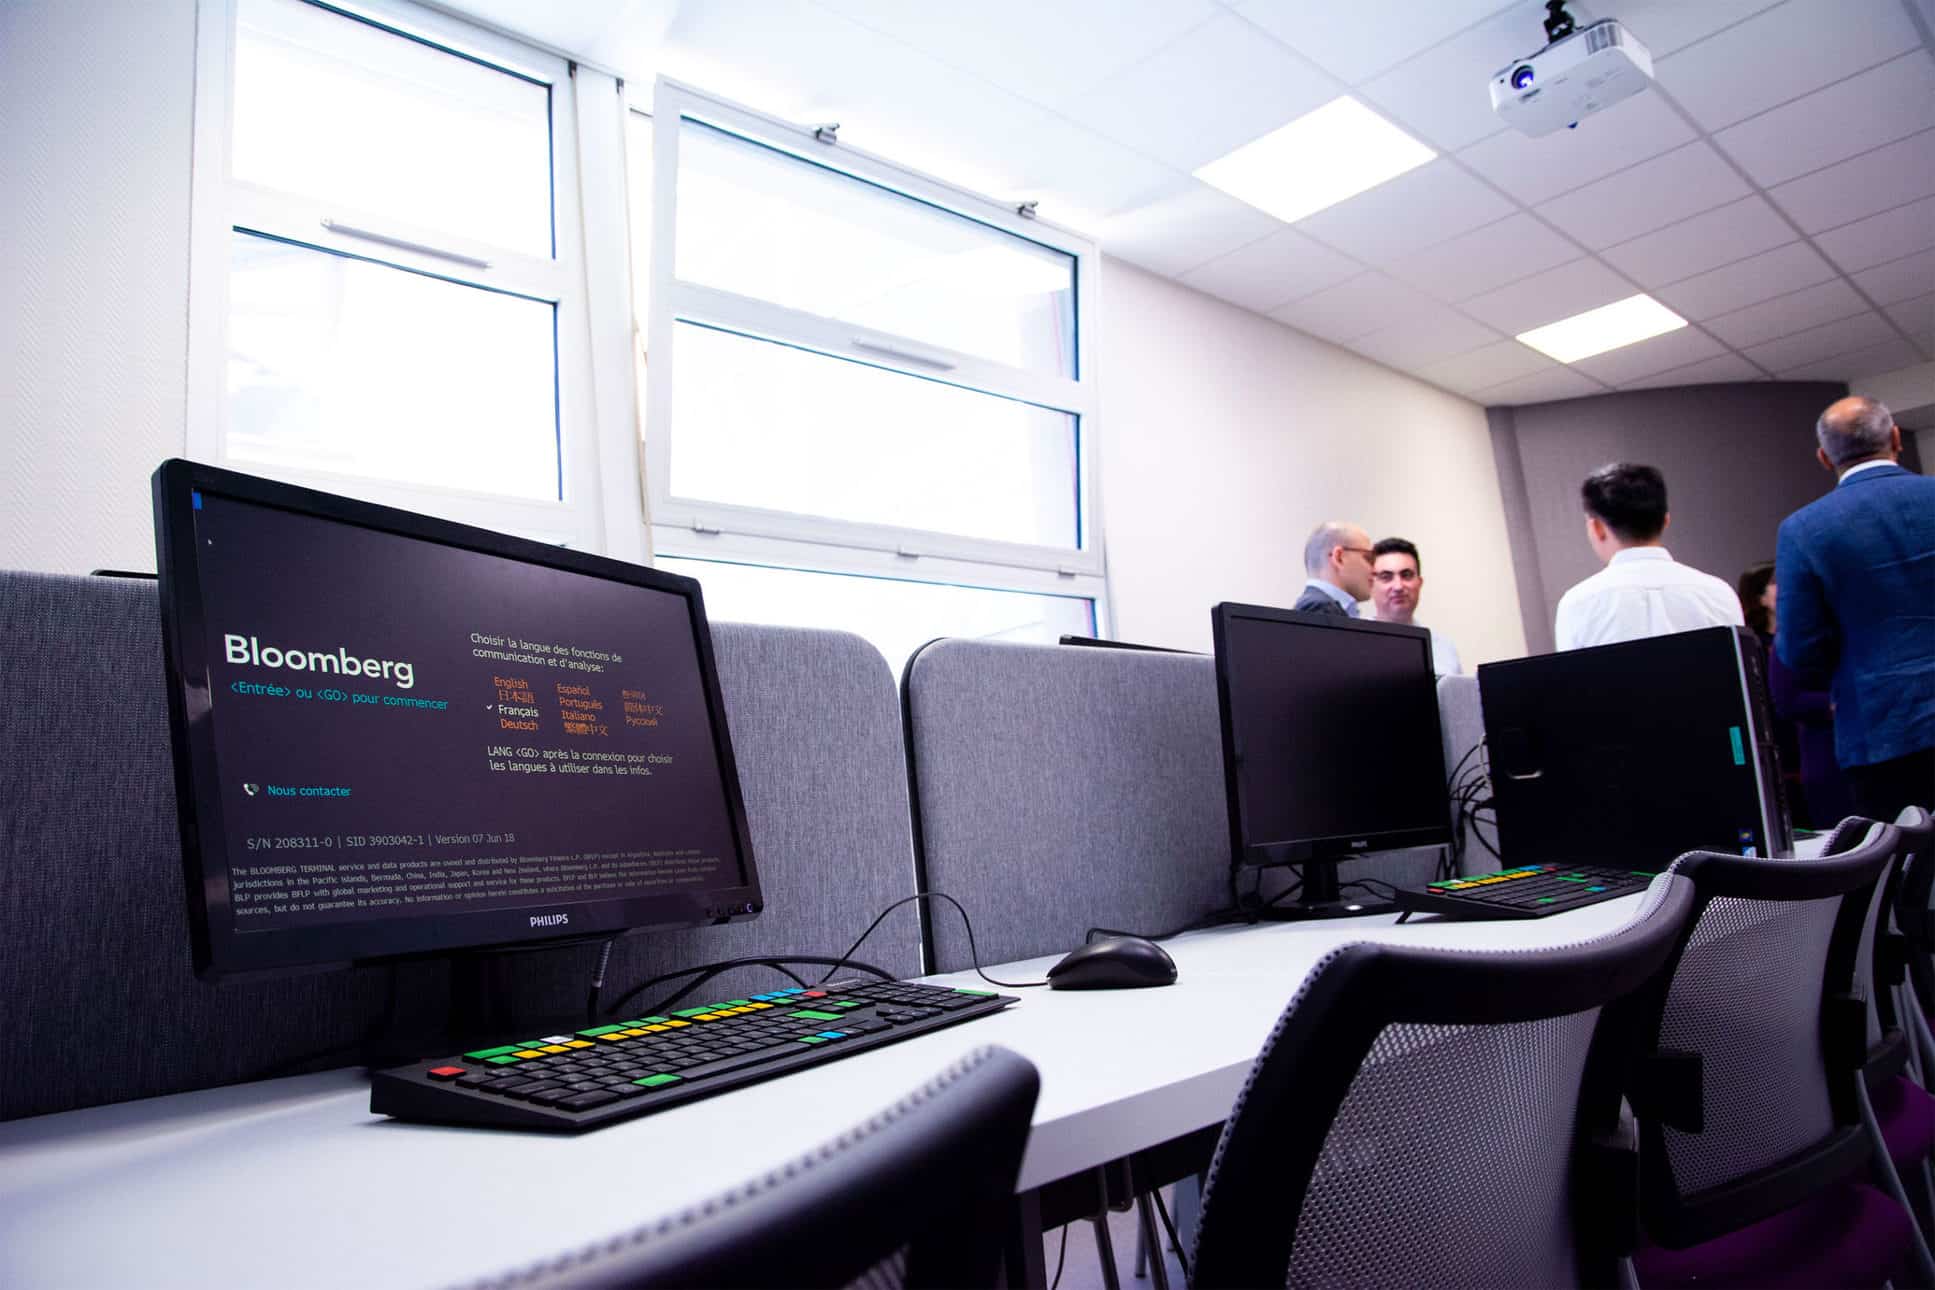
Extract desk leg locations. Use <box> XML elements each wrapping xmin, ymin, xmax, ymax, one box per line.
<box><xmin>1003</xmin><ymin>1190</ymin><xmax>1047</xmax><ymax>1290</ymax></box>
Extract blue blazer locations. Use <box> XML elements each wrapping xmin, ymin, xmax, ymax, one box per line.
<box><xmin>1775</xmin><ymin>463</ymin><xmax>1935</xmax><ymax>768</ymax></box>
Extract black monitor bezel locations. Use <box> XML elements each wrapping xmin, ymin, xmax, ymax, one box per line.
<box><xmin>153</xmin><ymin>459</ymin><xmax>764</xmax><ymax>979</ymax></box>
<box><xmin>1211</xmin><ymin>601</ymin><xmax>1451</xmax><ymax>871</ymax></box>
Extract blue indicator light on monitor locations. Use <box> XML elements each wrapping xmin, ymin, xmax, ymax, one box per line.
<box><xmin>191</xmin><ymin>491</ymin><xmax>203</xmax><ymax>510</ymax></box>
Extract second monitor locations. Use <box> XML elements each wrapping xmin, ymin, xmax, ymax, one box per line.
<box><xmin>1211</xmin><ymin>602</ymin><xmax>1451</xmax><ymax>919</ymax></box>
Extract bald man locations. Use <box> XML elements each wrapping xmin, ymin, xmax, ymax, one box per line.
<box><xmin>1775</xmin><ymin>396</ymin><xmax>1935</xmax><ymax>820</ymax></box>
<box><xmin>1293</xmin><ymin>521</ymin><xmax>1375</xmax><ymax>617</ymax></box>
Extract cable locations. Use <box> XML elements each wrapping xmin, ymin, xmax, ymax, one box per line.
<box><xmin>604</xmin><ymin>954</ymin><xmax>894</xmax><ymax>1020</ymax></box>
<box><xmin>585</xmin><ymin>936</ymin><xmax>617</xmax><ymax>1025</ymax></box>
<box><xmin>1084</xmin><ymin>906</ymin><xmax>1243</xmax><ymax>945</ymax></box>
<box><xmin>1342</xmin><ymin>878</ymin><xmax>1399</xmax><ymax>899</ymax></box>
<box><xmin>1151</xmin><ymin>1186</ymin><xmax>1191</xmax><ymax>1280</ymax></box>
<box><xmin>816</xmin><ymin>891</ymin><xmax>1051</xmax><ymax>990</ymax></box>
<box><xmin>1049</xmin><ymin>1222</ymin><xmax>1070</xmax><ymax>1290</ymax></box>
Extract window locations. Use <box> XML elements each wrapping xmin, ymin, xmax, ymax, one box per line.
<box><xmin>637</xmin><ymin>82</ymin><xmax>1106</xmax><ymax>668</ymax></box>
<box><xmin>190</xmin><ymin>0</ymin><xmax>635</xmax><ymax>549</ymax></box>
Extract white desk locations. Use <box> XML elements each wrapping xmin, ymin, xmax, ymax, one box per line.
<box><xmin>0</xmin><ymin>892</ymin><xmax>1667</xmax><ymax>1290</ymax></box>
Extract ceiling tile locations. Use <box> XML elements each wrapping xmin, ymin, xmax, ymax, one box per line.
<box><xmin>1460</xmin><ymin>257</ymin><xmax>1633</xmax><ymax>334</ymax></box>
<box><xmin>1356</xmin><ymin>2</ymin><xmax>1550</xmax><ymax>153</ymax></box>
<box><xmin>814</xmin><ymin>0</ymin><xmax>1222</xmax><ymax>109</ymax></box>
<box><xmin>1475</xmin><ymin>367</ymin><xmax>1609</xmax><ymax>405</ymax></box>
<box><xmin>1232</xmin><ymin>0</ymin><xmax>1522</xmax><ymax>85</ymax></box>
<box><xmin>1059</xmin><ymin>13</ymin><xmax>1343</xmax><ymax>171</ymax></box>
<box><xmin>1886</xmin><ymin>292</ymin><xmax>1935</xmax><ymax>349</ymax></box>
<box><xmin>1654</xmin><ymin>242</ymin><xmax>1840</xmax><ymax>319</ymax></box>
<box><xmin>1292</xmin><ymin>158</ymin><xmax>1514</xmax><ymax>262</ymax></box>
<box><xmin>1653</xmin><ymin>0</ymin><xmax>1920</xmax><ymax>132</ymax></box>
<box><xmin>1096</xmin><ymin>181</ymin><xmax>1286</xmax><ymax>278</ymax></box>
<box><xmin>1000</xmin><ymin>119</ymin><xmax>1185</xmax><ymax>228</ymax></box>
<box><xmin>1704</xmin><ymin>280</ymin><xmax>1872</xmax><ymax>349</ymax></box>
<box><xmin>1713</xmin><ymin>52</ymin><xmax>1935</xmax><ymax>189</ymax></box>
<box><xmin>1418</xmin><ymin>338</ymin><xmax>1555</xmax><ymax>391</ymax></box>
<box><xmin>1853</xmin><ymin>249</ymin><xmax>1935</xmax><ymax>307</ymax></box>
<box><xmin>1780</xmin><ymin>338</ymin><xmax>1925</xmax><ymax>382</ymax></box>
<box><xmin>1347</xmin><ymin>304</ymin><xmax>1503</xmax><ymax>368</ymax></box>
<box><xmin>1597</xmin><ymin>196</ymin><xmax>1796</xmax><ymax>287</ymax></box>
<box><xmin>1743</xmin><ymin>310</ymin><xmax>1899</xmax><ymax>372</ymax></box>
<box><xmin>1768</xmin><ymin>127</ymin><xmax>1935</xmax><ymax>234</ymax></box>
<box><xmin>1456</xmin><ymin>90</ymin><xmax>1695</xmax><ymax>206</ymax></box>
<box><xmin>1617</xmin><ymin>352</ymin><xmax>1765</xmax><ymax>390</ymax></box>
<box><xmin>1577</xmin><ymin>0</ymin><xmax>1787</xmax><ymax>58</ymax></box>
<box><xmin>1267</xmin><ymin>272</ymin><xmax>1444</xmax><ymax>342</ymax></box>
<box><xmin>1814</xmin><ymin>196</ymin><xmax>1935</xmax><ymax>274</ymax></box>
<box><xmin>1178</xmin><ymin>225</ymin><xmax>1360</xmax><ymax>312</ymax></box>
<box><xmin>1382</xmin><ymin>213</ymin><xmax>1581</xmax><ymax>302</ymax></box>
<box><xmin>1536</xmin><ymin>142</ymin><xmax>1751</xmax><ymax>249</ymax></box>
<box><xmin>1568</xmin><ymin>326</ymin><xmax>1726</xmax><ymax>385</ymax></box>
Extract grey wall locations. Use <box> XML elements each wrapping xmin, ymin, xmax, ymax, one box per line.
<box><xmin>1489</xmin><ymin>381</ymin><xmax>1926</xmax><ymax>654</ymax></box>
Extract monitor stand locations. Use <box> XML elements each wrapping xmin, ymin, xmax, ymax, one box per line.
<box><xmin>350</xmin><ymin>941</ymin><xmax>605</xmax><ymax>1071</ymax></box>
<box><xmin>1244</xmin><ymin>862</ymin><xmax>1396</xmax><ymax>922</ymax></box>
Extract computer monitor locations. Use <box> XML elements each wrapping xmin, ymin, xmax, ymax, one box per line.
<box><xmin>152</xmin><ymin>459</ymin><xmax>763</xmax><ymax>980</ymax></box>
<box><xmin>1211</xmin><ymin>602</ymin><xmax>1451</xmax><ymax>919</ymax></box>
<box><xmin>1480</xmin><ymin>626</ymin><xmax>1793</xmax><ymax>867</ymax></box>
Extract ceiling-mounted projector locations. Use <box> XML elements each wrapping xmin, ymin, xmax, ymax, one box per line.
<box><xmin>1490</xmin><ymin>2</ymin><xmax>1654</xmax><ymax>137</ymax></box>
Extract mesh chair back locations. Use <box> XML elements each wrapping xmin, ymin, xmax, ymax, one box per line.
<box><xmin>1893</xmin><ymin>808</ymin><xmax>1935</xmax><ymax>1021</ymax></box>
<box><xmin>1631</xmin><ymin>831</ymin><xmax>1897</xmax><ymax>1247</ymax></box>
<box><xmin>465</xmin><ymin>1046</ymin><xmax>1039</xmax><ymax>1290</ymax></box>
<box><xmin>1191</xmin><ymin>875</ymin><xmax>1696</xmax><ymax>1289</ymax></box>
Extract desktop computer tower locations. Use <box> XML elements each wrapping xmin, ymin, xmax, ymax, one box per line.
<box><xmin>1479</xmin><ymin>626</ymin><xmax>1793</xmax><ymax>869</ymax></box>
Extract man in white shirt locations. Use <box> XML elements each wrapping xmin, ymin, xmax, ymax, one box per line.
<box><xmin>1370</xmin><ymin>536</ymin><xmax>1462</xmax><ymax>675</ymax></box>
<box><xmin>1553</xmin><ymin>462</ymin><xmax>1742</xmax><ymax>650</ymax></box>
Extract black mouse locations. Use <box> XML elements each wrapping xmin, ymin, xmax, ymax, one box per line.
<box><xmin>1046</xmin><ymin>935</ymin><xmax>1178</xmax><ymax>990</ymax></box>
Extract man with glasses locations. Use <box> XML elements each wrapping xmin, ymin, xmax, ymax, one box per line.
<box><xmin>1370</xmin><ymin>537</ymin><xmax>1462</xmax><ymax>675</ymax></box>
<box><xmin>1294</xmin><ymin>521</ymin><xmax>1376</xmax><ymax>618</ymax></box>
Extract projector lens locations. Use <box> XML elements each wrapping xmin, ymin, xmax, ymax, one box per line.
<box><xmin>1511</xmin><ymin>65</ymin><xmax>1535</xmax><ymax>90</ymax></box>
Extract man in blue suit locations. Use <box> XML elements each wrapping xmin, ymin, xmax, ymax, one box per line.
<box><xmin>1776</xmin><ymin>396</ymin><xmax>1935</xmax><ymax>820</ymax></box>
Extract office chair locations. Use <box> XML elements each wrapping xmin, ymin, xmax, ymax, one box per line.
<box><xmin>1189</xmin><ymin>873</ymin><xmax>1697</xmax><ymax>1290</ymax></box>
<box><xmin>1891</xmin><ymin>808</ymin><xmax>1935</xmax><ymax>1084</ymax></box>
<box><xmin>463</xmin><ymin>1046</ymin><xmax>1038</xmax><ymax>1290</ymax></box>
<box><xmin>1624</xmin><ymin>829</ymin><xmax>1931</xmax><ymax>1288</ymax></box>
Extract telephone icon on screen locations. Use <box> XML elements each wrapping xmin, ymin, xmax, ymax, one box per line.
<box><xmin>242</xmin><ymin>783</ymin><xmax>260</xmax><ymax>797</ymax></box>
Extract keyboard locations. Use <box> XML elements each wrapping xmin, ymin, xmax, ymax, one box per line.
<box><xmin>370</xmin><ymin>979</ymin><xmax>1015</xmax><ymax>1131</ymax></box>
<box><xmin>1392</xmin><ymin>863</ymin><xmax>1656</xmax><ymax>920</ymax></box>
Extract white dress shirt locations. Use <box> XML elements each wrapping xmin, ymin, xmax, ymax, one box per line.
<box><xmin>1428</xmin><ymin>628</ymin><xmax>1463</xmax><ymax>676</ymax></box>
<box><xmin>1553</xmin><ymin>546</ymin><xmax>1744</xmax><ymax>650</ymax></box>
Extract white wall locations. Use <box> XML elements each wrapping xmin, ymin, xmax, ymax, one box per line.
<box><xmin>0</xmin><ymin>0</ymin><xmax>198</xmax><ymax>575</ymax></box>
<box><xmin>1097</xmin><ymin>259</ymin><xmax>1527</xmax><ymax>668</ymax></box>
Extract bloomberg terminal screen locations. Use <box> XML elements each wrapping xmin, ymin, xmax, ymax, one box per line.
<box><xmin>190</xmin><ymin>491</ymin><xmax>745</xmax><ymax>939</ymax></box>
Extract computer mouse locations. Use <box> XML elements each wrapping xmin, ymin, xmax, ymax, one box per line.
<box><xmin>1046</xmin><ymin>935</ymin><xmax>1178</xmax><ymax>990</ymax></box>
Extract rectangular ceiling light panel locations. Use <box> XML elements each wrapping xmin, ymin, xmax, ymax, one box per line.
<box><xmin>1193</xmin><ymin>96</ymin><xmax>1436</xmax><ymax>225</ymax></box>
<box><xmin>1516</xmin><ymin>293</ymin><xmax>1688</xmax><ymax>362</ymax></box>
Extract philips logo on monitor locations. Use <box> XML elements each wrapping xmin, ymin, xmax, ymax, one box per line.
<box><xmin>530</xmin><ymin>913</ymin><xmax>570</xmax><ymax>929</ymax></box>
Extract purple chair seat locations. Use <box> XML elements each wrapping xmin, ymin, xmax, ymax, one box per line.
<box><xmin>1634</xmin><ymin>1182</ymin><xmax>1916</xmax><ymax>1289</ymax></box>
<box><xmin>1873</xmin><ymin>1073</ymin><xmax>1935</xmax><ymax>1176</ymax></box>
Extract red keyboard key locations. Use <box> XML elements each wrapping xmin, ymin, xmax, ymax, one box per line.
<box><xmin>427</xmin><ymin>1066</ymin><xmax>466</xmax><ymax>1080</ymax></box>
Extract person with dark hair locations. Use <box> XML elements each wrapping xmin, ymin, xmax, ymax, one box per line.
<box><xmin>1740</xmin><ymin>561</ymin><xmax>1850</xmax><ymax>828</ymax></box>
<box><xmin>1552</xmin><ymin>462</ymin><xmax>1742</xmax><ymax>650</ymax></box>
<box><xmin>1775</xmin><ymin>395</ymin><xmax>1935</xmax><ymax>821</ymax></box>
<box><xmin>1370</xmin><ymin>536</ymin><xmax>1461</xmax><ymax>675</ymax></box>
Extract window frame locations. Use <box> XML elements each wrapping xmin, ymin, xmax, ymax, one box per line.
<box><xmin>641</xmin><ymin>80</ymin><xmax>1108</xmax><ymax>598</ymax></box>
<box><xmin>186</xmin><ymin>0</ymin><xmax>639</xmax><ymax>554</ymax></box>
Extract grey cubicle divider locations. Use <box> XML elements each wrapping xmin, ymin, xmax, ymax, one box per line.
<box><xmin>0</xmin><ymin>574</ymin><xmax>922</xmax><ymax>1122</ymax></box>
<box><xmin>902</xmin><ymin>637</ymin><xmax>1235</xmax><ymax>973</ymax></box>
<box><xmin>488</xmin><ymin>621</ymin><xmax>925</xmax><ymax>1021</ymax></box>
<box><xmin>0</xmin><ymin>570</ymin><xmax>428</xmax><ymax>1122</ymax></box>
